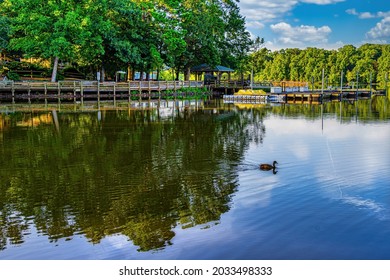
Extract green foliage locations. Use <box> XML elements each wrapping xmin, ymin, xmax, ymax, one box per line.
<box><xmin>250</xmin><ymin>44</ymin><xmax>390</xmax><ymax>89</ymax></box>
<box><xmin>6</xmin><ymin>70</ymin><xmax>19</xmax><ymax>80</ymax></box>
<box><xmin>0</xmin><ymin>0</ymin><xmax>252</xmax><ymax>81</ymax></box>
<box><xmin>175</xmin><ymin>0</ymin><xmax>251</xmax><ymax>77</ymax></box>
<box><xmin>0</xmin><ymin>14</ymin><xmax>9</xmax><ymax>50</ymax></box>
<box><xmin>4</xmin><ymin>61</ymin><xmax>46</xmax><ymax>71</ymax></box>
<box><xmin>1</xmin><ymin>0</ymin><xmax>108</xmax><ymax>80</ymax></box>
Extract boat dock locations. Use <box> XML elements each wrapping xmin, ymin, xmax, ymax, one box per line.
<box><xmin>223</xmin><ymin>89</ymin><xmax>384</xmax><ymax>105</ymax></box>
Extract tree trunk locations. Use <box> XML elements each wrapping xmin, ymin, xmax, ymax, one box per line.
<box><xmin>51</xmin><ymin>56</ymin><xmax>59</xmax><ymax>82</ymax></box>
<box><xmin>127</xmin><ymin>65</ymin><xmax>132</xmax><ymax>81</ymax></box>
<box><xmin>184</xmin><ymin>67</ymin><xmax>191</xmax><ymax>81</ymax></box>
<box><xmin>101</xmin><ymin>66</ymin><xmax>105</xmax><ymax>82</ymax></box>
<box><xmin>175</xmin><ymin>69</ymin><xmax>180</xmax><ymax>81</ymax></box>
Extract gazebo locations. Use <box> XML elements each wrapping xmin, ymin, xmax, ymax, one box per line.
<box><xmin>191</xmin><ymin>63</ymin><xmax>234</xmax><ymax>83</ymax></box>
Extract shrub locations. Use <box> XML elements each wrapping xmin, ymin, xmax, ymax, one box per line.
<box><xmin>7</xmin><ymin>71</ymin><xmax>20</xmax><ymax>81</ymax></box>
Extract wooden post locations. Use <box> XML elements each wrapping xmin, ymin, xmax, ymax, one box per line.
<box><xmin>138</xmin><ymin>81</ymin><xmax>142</xmax><ymax>102</ymax></box>
<box><xmin>148</xmin><ymin>80</ymin><xmax>151</xmax><ymax>101</ymax></box>
<box><xmin>11</xmin><ymin>80</ymin><xmax>15</xmax><ymax>104</ymax></box>
<box><xmin>174</xmin><ymin>81</ymin><xmax>177</xmax><ymax>101</ymax></box>
<box><xmin>28</xmin><ymin>82</ymin><xmax>31</xmax><ymax>104</ymax></box>
<box><xmin>57</xmin><ymin>81</ymin><xmax>61</xmax><ymax>104</ymax></box>
<box><xmin>340</xmin><ymin>70</ymin><xmax>344</xmax><ymax>94</ymax></box>
<box><xmin>158</xmin><ymin>81</ymin><xmax>161</xmax><ymax>102</ymax></box>
<box><xmin>321</xmin><ymin>68</ymin><xmax>324</xmax><ymax>95</ymax></box>
<box><xmin>166</xmin><ymin>80</ymin><xmax>169</xmax><ymax>99</ymax></box>
<box><xmin>113</xmin><ymin>82</ymin><xmax>116</xmax><ymax>106</ymax></box>
<box><xmin>80</xmin><ymin>81</ymin><xmax>84</xmax><ymax>106</ymax></box>
<box><xmin>44</xmin><ymin>82</ymin><xmax>47</xmax><ymax>106</ymax></box>
<box><xmin>73</xmin><ymin>81</ymin><xmax>77</xmax><ymax>103</ymax></box>
<box><xmin>97</xmin><ymin>81</ymin><xmax>100</xmax><ymax>104</ymax></box>
<box><xmin>128</xmin><ymin>81</ymin><xmax>131</xmax><ymax>103</ymax></box>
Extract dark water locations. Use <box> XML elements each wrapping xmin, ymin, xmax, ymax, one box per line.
<box><xmin>0</xmin><ymin>97</ymin><xmax>389</xmax><ymax>260</ymax></box>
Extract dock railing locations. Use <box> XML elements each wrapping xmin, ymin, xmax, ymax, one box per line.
<box><xmin>0</xmin><ymin>80</ymin><xmax>205</xmax><ymax>93</ymax></box>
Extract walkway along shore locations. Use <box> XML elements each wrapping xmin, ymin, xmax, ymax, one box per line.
<box><xmin>0</xmin><ymin>80</ymin><xmax>208</xmax><ymax>104</ymax></box>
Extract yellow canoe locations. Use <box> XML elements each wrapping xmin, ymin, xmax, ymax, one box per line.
<box><xmin>234</xmin><ymin>89</ymin><xmax>267</xmax><ymax>95</ymax></box>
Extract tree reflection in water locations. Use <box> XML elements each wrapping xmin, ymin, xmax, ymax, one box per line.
<box><xmin>0</xmin><ymin>103</ymin><xmax>266</xmax><ymax>252</ymax></box>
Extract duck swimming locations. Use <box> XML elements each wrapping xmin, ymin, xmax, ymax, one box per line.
<box><xmin>259</xmin><ymin>161</ymin><xmax>278</xmax><ymax>171</ymax></box>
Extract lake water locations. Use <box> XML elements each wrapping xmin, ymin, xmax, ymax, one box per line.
<box><xmin>0</xmin><ymin>97</ymin><xmax>389</xmax><ymax>260</ymax></box>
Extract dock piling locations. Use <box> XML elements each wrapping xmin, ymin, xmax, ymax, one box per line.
<box><xmin>113</xmin><ymin>82</ymin><xmax>116</xmax><ymax>106</ymax></box>
<box><xmin>73</xmin><ymin>81</ymin><xmax>77</xmax><ymax>103</ymax></box>
<box><xmin>28</xmin><ymin>82</ymin><xmax>31</xmax><ymax>104</ymax></box>
<box><xmin>97</xmin><ymin>81</ymin><xmax>100</xmax><ymax>104</ymax></box>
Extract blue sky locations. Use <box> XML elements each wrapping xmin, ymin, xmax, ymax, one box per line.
<box><xmin>238</xmin><ymin>0</ymin><xmax>390</xmax><ymax>50</ymax></box>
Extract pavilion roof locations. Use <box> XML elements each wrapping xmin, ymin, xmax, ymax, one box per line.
<box><xmin>191</xmin><ymin>63</ymin><xmax>234</xmax><ymax>72</ymax></box>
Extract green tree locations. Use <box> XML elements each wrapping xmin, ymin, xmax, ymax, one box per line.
<box><xmin>2</xmin><ymin>0</ymin><xmax>106</xmax><ymax>81</ymax></box>
<box><xmin>177</xmin><ymin>0</ymin><xmax>251</xmax><ymax>80</ymax></box>
<box><xmin>268</xmin><ymin>50</ymin><xmax>290</xmax><ymax>81</ymax></box>
<box><xmin>250</xmin><ymin>47</ymin><xmax>271</xmax><ymax>81</ymax></box>
<box><xmin>377</xmin><ymin>45</ymin><xmax>390</xmax><ymax>88</ymax></box>
<box><xmin>353</xmin><ymin>44</ymin><xmax>382</xmax><ymax>86</ymax></box>
<box><xmin>219</xmin><ymin>1</ymin><xmax>252</xmax><ymax>72</ymax></box>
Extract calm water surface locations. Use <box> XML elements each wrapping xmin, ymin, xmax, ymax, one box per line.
<box><xmin>0</xmin><ymin>98</ymin><xmax>389</xmax><ymax>259</ymax></box>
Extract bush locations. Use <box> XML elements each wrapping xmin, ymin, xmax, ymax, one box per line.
<box><xmin>6</xmin><ymin>71</ymin><xmax>20</xmax><ymax>81</ymax></box>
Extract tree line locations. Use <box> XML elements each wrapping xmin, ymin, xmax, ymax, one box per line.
<box><xmin>0</xmin><ymin>0</ymin><xmax>252</xmax><ymax>81</ymax></box>
<box><xmin>248</xmin><ymin>44</ymin><xmax>390</xmax><ymax>88</ymax></box>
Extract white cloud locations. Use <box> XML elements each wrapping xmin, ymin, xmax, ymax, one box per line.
<box><xmin>346</xmin><ymin>8</ymin><xmax>358</xmax><ymax>16</ymax></box>
<box><xmin>239</xmin><ymin>0</ymin><xmax>346</xmax><ymax>49</ymax></box>
<box><xmin>301</xmin><ymin>0</ymin><xmax>345</xmax><ymax>4</ymax></box>
<box><xmin>239</xmin><ymin>0</ymin><xmax>298</xmax><ymax>22</ymax></box>
<box><xmin>270</xmin><ymin>22</ymin><xmax>332</xmax><ymax>45</ymax></box>
<box><xmin>246</xmin><ymin>21</ymin><xmax>265</xmax><ymax>30</ymax></box>
<box><xmin>366</xmin><ymin>16</ymin><xmax>390</xmax><ymax>41</ymax></box>
<box><xmin>239</xmin><ymin>0</ymin><xmax>297</xmax><ymax>42</ymax></box>
<box><xmin>359</xmin><ymin>12</ymin><xmax>376</xmax><ymax>19</ymax></box>
<box><xmin>240</xmin><ymin>0</ymin><xmax>346</xmax><ymax>22</ymax></box>
<box><xmin>345</xmin><ymin>8</ymin><xmax>390</xmax><ymax>43</ymax></box>
<box><xmin>378</xmin><ymin>11</ymin><xmax>390</xmax><ymax>18</ymax></box>
<box><xmin>265</xmin><ymin>40</ymin><xmax>344</xmax><ymax>51</ymax></box>
<box><xmin>240</xmin><ymin>0</ymin><xmax>345</xmax><ymax>23</ymax></box>
<box><xmin>346</xmin><ymin>9</ymin><xmax>390</xmax><ymax>19</ymax></box>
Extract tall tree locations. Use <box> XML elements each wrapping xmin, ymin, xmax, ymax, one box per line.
<box><xmin>377</xmin><ymin>45</ymin><xmax>390</xmax><ymax>88</ymax></box>
<box><xmin>177</xmin><ymin>0</ymin><xmax>251</xmax><ymax>80</ymax></box>
<box><xmin>2</xmin><ymin>0</ymin><xmax>106</xmax><ymax>81</ymax></box>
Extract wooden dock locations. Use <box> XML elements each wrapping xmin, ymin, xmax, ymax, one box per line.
<box><xmin>223</xmin><ymin>89</ymin><xmax>382</xmax><ymax>105</ymax></box>
<box><xmin>223</xmin><ymin>94</ymin><xmax>284</xmax><ymax>103</ymax></box>
<box><xmin>0</xmin><ymin>80</ymin><xmax>206</xmax><ymax>103</ymax></box>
